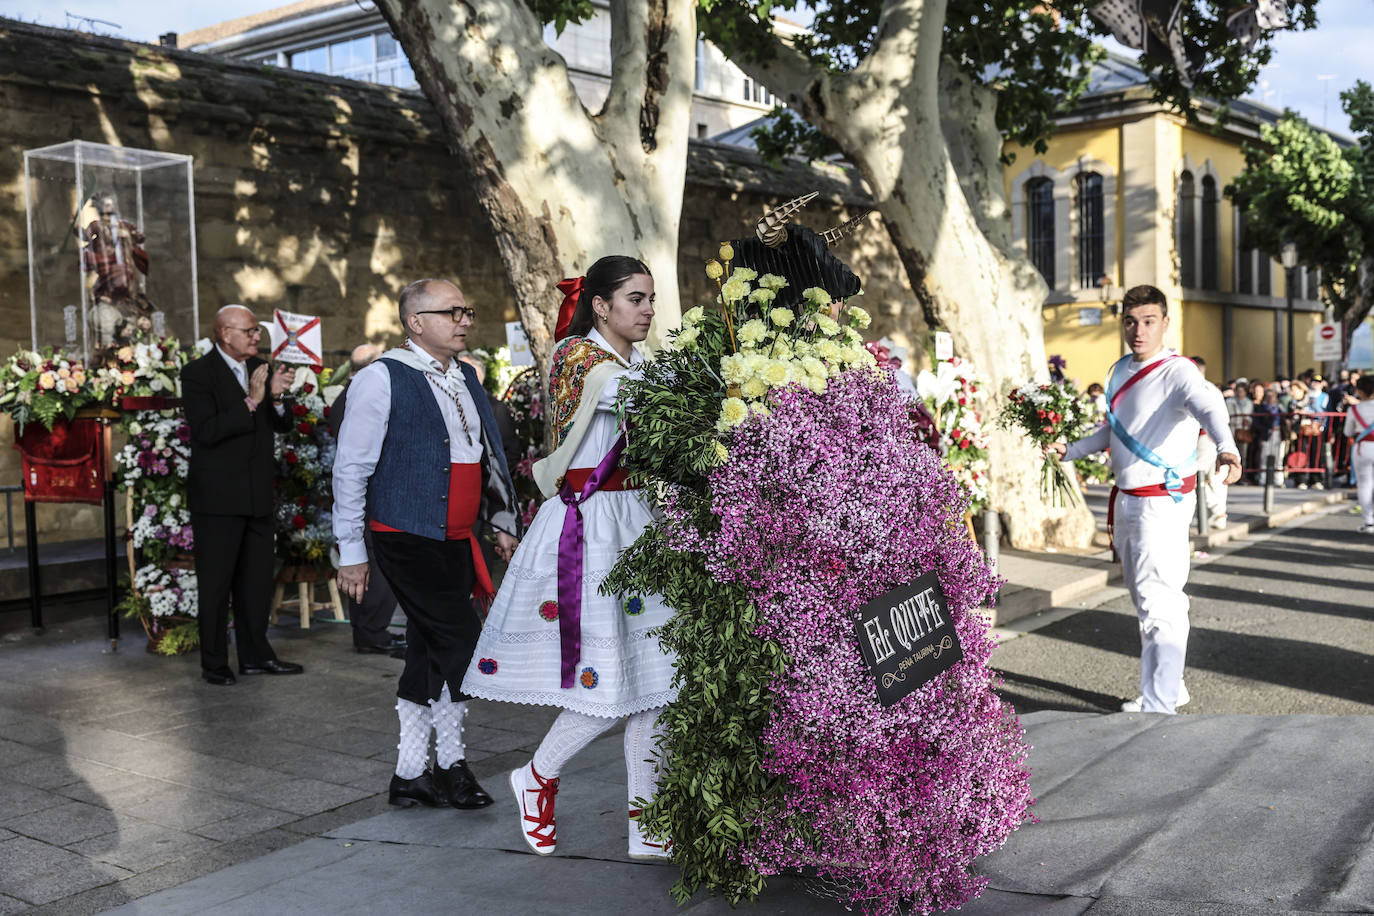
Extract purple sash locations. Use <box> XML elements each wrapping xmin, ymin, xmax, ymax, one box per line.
<box><xmin>555</xmin><ymin>435</ymin><xmax>627</xmax><ymax>688</ymax></box>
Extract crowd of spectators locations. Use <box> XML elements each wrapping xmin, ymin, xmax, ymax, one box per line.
<box><xmin>1218</xmin><ymin>367</ymin><xmax>1363</xmax><ymax>487</ymax></box>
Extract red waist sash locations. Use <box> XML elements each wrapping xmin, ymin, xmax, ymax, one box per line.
<box><xmin>369</xmin><ymin>462</ymin><xmax>493</xmax><ymax>605</ymax></box>
<box><xmin>1107</xmin><ymin>474</ymin><xmax>1198</xmax><ymax>533</ymax></box>
<box><xmin>562</xmin><ymin>466</ymin><xmax>638</xmax><ymax>492</ymax></box>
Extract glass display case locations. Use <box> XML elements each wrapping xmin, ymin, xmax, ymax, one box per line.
<box><xmin>23</xmin><ymin>140</ymin><xmax>198</xmax><ymax>365</ymax></box>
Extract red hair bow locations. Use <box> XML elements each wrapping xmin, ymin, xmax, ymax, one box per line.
<box><xmin>555</xmin><ymin>276</ymin><xmax>584</xmax><ymax>342</ymax></box>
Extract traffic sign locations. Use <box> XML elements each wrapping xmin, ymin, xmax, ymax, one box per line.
<box><xmin>1313</xmin><ymin>322</ymin><xmax>1342</xmax><ymax>361</ymax></box>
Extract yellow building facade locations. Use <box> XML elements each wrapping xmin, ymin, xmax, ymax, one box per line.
<box><xmin>1002</xmin><ymin>57</ymin><xmax>1330</xmax><ymax>389</ymax></box>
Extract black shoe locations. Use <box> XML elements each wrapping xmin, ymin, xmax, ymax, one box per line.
<box><xmin>389</xmin><ymin>771</ymin><xmax>447</xmax><ymax>808</ymax></box>
<box><xmin>434</xmin><ymin>760</ymin><xmax>493</xmax><ymax>809</ymax></box>
<box><xmin>202</xmin><ymin>667</ymin><xmax>236</xmax><ymax>686</ymax></box>
<box><xmin>355</xmin><ymin>636</ymin><xmax>407</xmax><ymax>655</ymax></box>
<box><xmin>239</xmin><ymin>659</ymin><xmax>304</xmax><ymax>676</ymax></box>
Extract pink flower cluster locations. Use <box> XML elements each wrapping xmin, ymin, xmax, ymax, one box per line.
<box><xmin>672</xmin><ymin>370</ymin><xmax>1033</xmax><ymax>914</ymax></box>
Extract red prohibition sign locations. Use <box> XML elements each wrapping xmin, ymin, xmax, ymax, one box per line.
<box><xmin>1320</xmin><ymin>325</ymin><xmax>1336</xmax><ymax>340</ymax></box>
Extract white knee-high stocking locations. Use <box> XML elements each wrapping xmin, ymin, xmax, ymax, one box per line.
<box><xmin>532</xmin><ymin>709</ymin><xmax>617</xmax><ymax>777</ymax></box>
<box><xmin>430</xmin><ymin>682</ymin><xmax>468</xmax><ymax>769</ymax></box>
<box><xmin>624</xmin><ymin>707</ymin><xmax>666</xmax><ymax>806</ymax></box>
<box><xmin>395</xmin><ymin>698</ymin><xmax>432</xmax><ymax>779</ymax></box>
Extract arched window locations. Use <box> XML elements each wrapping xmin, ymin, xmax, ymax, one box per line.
<box><xmin>1026</xmin><ymin>177</ymin><xmax>1055</xmax><ymax>286</ymax></box>
<box><xmin>1076</xmin><ymin>172</ymin><xmax>1104</xmax><ymax>289</ymax></box>
<box><xmin>1201</xmin><ymin>176</ymin><xmax>1219</xmax><ymax>290</ymax></box>
<box><xmin>1177</xmin><ymin>171</ymin><xmax>1196</xmax><ymax>288</ymax></box>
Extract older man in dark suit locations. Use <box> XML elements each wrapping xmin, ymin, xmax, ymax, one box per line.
<box><xmin>182</xmin><ymin>304</ymin><xmax>303</xmax><ymax>685</ymax></box>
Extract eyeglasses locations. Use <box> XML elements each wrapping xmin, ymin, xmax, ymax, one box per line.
<box><xmin>413</xmin><ymin>306</ymin><xmax>476</xmax><ymax>323</ymax></box>
<box><xmin>225</xmin><ymin>326</ymin><xmax>262</xmax><ymax>337</ymax></box>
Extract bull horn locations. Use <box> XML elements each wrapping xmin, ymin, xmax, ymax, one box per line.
<box><xmin>756</xmin><ymin>191</ymin><xmax>818</xmax><ymax>248</ymax></box>
<box><xmin>821</xmin><ymin>210</ymin><xmax>871</xmax><ymax>247</ymax></box>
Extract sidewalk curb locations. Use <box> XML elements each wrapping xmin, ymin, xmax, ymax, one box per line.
<box><xmin>987</xmin><ymin>491</ymin><xmax>1348</xmax><ymax>626</ymax></box>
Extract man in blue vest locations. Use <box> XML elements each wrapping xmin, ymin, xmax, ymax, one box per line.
<box><xmin>333</xmin><ymin>279</ymin><xmax>520</xmax><ymax>809</ymax></box>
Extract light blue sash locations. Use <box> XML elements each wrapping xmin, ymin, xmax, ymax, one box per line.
<box><xmin>1105</xmin><ymin>354</ymin><xmax>1197</xmax><ymax>502</ymax></box>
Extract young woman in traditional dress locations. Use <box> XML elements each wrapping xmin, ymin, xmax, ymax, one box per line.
<box><xmin>461</xmin><ymin>255</ymin><xmax>674</xmax><ymax>860</ymax></box>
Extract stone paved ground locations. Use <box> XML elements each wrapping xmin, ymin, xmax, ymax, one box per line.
<box><xmin>0</xmin><ymin>601</ymin><xmax>559</xmax><ymax>915</ymax></box>
<box><xmin>2</xmin><ymin>502</ymin><xmax>1371</xmax><ymax>914</ymax></box>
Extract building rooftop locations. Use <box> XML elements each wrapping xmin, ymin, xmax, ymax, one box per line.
<box><xmin>179</xmin><ymin>0</ymin><xmax>352</xmax><ymax>48</ymax></box>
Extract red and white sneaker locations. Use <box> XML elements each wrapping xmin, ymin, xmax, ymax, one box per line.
<box><xmin>510</xmin><ymin>762</ymin><xmax>558</xmax><ymax>855</ymax></box>
<box><xmin>627</xmin><ymin>807</ymin><xmax>672</xmax><ymax>861</ymax></box>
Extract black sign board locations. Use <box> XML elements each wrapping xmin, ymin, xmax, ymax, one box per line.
<box><xmin>853</xmin><ymin>570</ymin><xmax>963</xmax><ymax>707</ymax></box>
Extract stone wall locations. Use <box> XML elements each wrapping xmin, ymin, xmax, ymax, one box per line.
<box><xmin>0</xmin><ymin>20</ymin><xmax>924</xmax><ymax>543</ymax></box>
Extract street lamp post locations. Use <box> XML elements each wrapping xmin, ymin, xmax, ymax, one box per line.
<box><xmin>1281</xmin><ymin>239</ymin><xmax>1298</xmax><ymax>379</ymax></box>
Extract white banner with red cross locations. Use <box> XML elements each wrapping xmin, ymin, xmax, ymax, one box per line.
<box><xmin>266</xmin><ymin>309</ymin><xmax>323</xmax><ymax>368</ymax></box>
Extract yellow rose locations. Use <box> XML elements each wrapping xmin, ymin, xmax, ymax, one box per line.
<box><xmin>57</xmin><ymin>367</ymin><xmax>71</xmax><ymax>379</ymax></box>
<box><xmin>715</xmin><ymin>396</ymin><xmax>748</xmax><ymax>432</ymax></box>
<box><xmin>769</xmin><ymin>307</ymin><xmax>795</xmax><ymax>327</ymax></box>
<box><xmin>121</xmin><ymin>370</ymin><xmax>135</xmax><ymax>385</ymax></box>
<box><xmin>116</xmin><ymin>346</ymin><xmax>134</xmax><ymax>362</ymax></box>
<box><xmin>37</xmin><ymin>371</ymin><xmax>55</xmax><ymax>390</ymax></box>
<box><xmin>741</xmin><ymin>377</ymin><xmax>768</xmax><ymax>399</ymax></box>
<box><xmin>71</xmin><ymin>371</ymin><xmax>86</xmax><ymax>386</ymax></box>
<box><xmin>761</xmin><ymin>360</ymin><xmax>790</xmax><ymax>387</ymax></box>
<box><xmin>719</xmin><ymin>243</ymin><xmax>735</xmax><ymax>262</ymax></box>
<box><xmin>705</xmin><ymin>260</ymin><xmax>724</xmax><ymax>280</ymax></box>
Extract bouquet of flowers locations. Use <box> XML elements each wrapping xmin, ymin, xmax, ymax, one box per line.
<box><xmin>273</xmin><ymin>365</ymin><xmax>340</xmax><ymax>572</ymax></box>
<box><xmin>997</xmin><ymin>380</ymin><xmax>1095</xmax><ymax>507</ymax></box>
<box><xmin>604</xmin><ymin>247</ymin><xmax>1031</xmax><ymax>915</ymax></box>
<box><xmin>0</xmin><ymin>348</ymin><xmax>99</xmax><ymax>432</ymax></box>
<box><xmin>916</xmin><ymin>358</ymin><xmax>991</xmax><ymax>509</ymax></box>
<box><xmin>93</xmin><ymin>337</ymin><xmax>194</xmax><ymax>405</ymax></box>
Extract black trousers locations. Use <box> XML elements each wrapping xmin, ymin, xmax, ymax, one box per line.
<box><xmin>350</xmin><ymin>527</ymin><xmax>400</xmax><ymax>649</ymax></box>
<box><xmin>371</xmin><ymin>531</ymin><xmax>481</xmax><ymax>705</ymax></box>
<box><xmin>192</xmin><ymin>512</ymin><xmax>278</xmax><ymax>672</ymax></box>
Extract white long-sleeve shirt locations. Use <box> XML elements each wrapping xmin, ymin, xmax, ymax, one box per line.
<box><xmin>1065</xmin><ymin>350</ymin><xmax>1238</xmax><ymax>491</ymax></box>
<box><xmin>331</xmin><ymin>341</ymin><xmax>484</xmax><ymax>567</ymax></box>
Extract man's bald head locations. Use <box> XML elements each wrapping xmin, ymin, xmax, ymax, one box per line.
<box><xmin>350</xmin><ymin>344</ymin><xmax>382</xmax><ymax>373</ymax></box>
<box><xmin>213</xmin><ymin>305</ymin><xmax>262</xmax><ymax>360</ymax></box>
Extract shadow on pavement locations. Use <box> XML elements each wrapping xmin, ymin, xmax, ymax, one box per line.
<box><xmin>1024</xmin><ymin>608</ymin><xmax>1374</xmax><ymax>706</ymax></box>
<box><xmin>993</xmin><ymin>670</ymin><xmax>1124</xmax><ymax>715</ymax></box>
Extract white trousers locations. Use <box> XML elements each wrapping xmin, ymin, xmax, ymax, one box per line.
<box><xmin>1114</xmin><ymin>490</ymin><xmax>1195</xmax><ymax>714</ymax></box>
<box><xmin>1354</xmin><ymin>446</ymin><xmax>1374</xmax><ymax>526</ymax></box>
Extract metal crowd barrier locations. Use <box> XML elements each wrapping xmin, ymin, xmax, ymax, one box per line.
<box><xmin>1224</xmin><ymin>410</ymin><xmax>1353</xmax><ymax>485</ymax></box>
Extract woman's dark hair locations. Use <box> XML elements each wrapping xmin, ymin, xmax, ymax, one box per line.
<box><xmin>565</xmin><ymin>255</ymin><xmax>651</xmax><ymax>338</ymax></box>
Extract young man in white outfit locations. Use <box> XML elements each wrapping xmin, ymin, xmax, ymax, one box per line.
<box><xmin>1048</xmin><ymin>286</ymin><xmax>1242</xmax><ymax>714</ymax></box>
<box><xmin>1342</xmin><ymin>374</ymin><xmax>1374</xmax><ymax>533</ymax></box>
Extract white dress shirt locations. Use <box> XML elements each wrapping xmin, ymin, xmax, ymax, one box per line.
<box><xmin>216</xmin><ymin>344</ymin><xmax>248</xmax><ymax>391</ymax></box>
<box><xmin>1065</xmin><ymin>349</ymin><xmax>1237</xmax><ymax>491</ymax></box>
<box><xmin>332</xmin><ymin>341</ymin><xmax>484</xmax><ymax>567</ymax></box>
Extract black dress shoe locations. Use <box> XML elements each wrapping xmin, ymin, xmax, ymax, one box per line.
<box><xmin>355</xmin><ymin>636</ymin><xmax>407</xmax><ymax>655</ymax></box>
<box><xmin>434</xmin><ymin>760</ymin><xmax>493</xmax><ymax>809</ymax></box>
<box><xmin>202</xmin><ymin>667</ymin><xmax>236</xmax><ymax>686</ymax></box>
<box><xmin>239</xmin><ymin>659</ymin><xmax>304</xmax><ymax>675</ymax></box>
<box><xmin>389</xmin><ymin>771</ymin><xmax>447</xmax><ymax>808</ymax></box>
